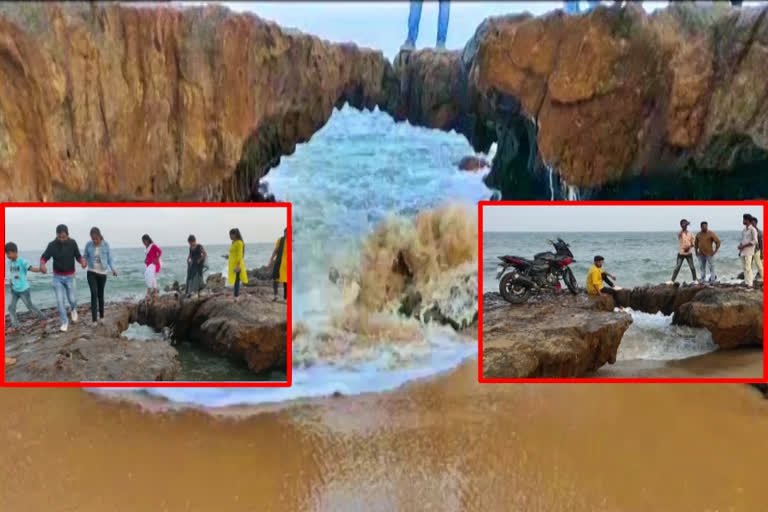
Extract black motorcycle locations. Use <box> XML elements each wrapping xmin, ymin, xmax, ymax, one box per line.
<box><xmin>495</xmin><ymin>238</ymin><xmax>578</xmax><ymax>303</ymax></box>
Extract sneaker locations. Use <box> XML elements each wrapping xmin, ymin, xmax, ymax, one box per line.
<box><xmin>665</xmin><ymin>281</ymin><xmax>675</xmax><ymax>285</ymax></box>
<box><xmin>60</xmin><ymin>323</ymin><xmax>69</xmax><ymax>332</ymax></box>
<box><xmin>71</xmin><ymin>310</ymin><xmax>78</xmax><ymax>323</ymax></box>
<box><xmin>400</xmin><ymin>40</ymin><xmax>415</xmax><ymax>51</ymax></box>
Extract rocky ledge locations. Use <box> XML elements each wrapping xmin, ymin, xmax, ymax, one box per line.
<box><xmin>4</xmin><ymin>271</ymin><xmax>287</xmax><ymax>382</ymax></box>
<box><xmin>2</xmin><ymin>2</ymin><xmax>766</xmax><ymax>202</ymax></box>
<box><xmin>610</xmin><ymin>283</ymin><xmax>763</xmax><ymax>349</ymax></box>
<box><xmin>482</xmin><ymin>291</ymin><xmax>632</xmax><ymax>379</ymax></box>
<box><xmin>483</xmin><ymin>283</ymin><xmax>763</xmax><ymax>379</ymax></box>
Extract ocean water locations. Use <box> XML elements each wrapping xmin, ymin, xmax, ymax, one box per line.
<box><xmin>482</xmin><ymin>231</ymin><xmax>748</xmax><ymax>289</ymax></box>
<box><xmin>4</xmin><ymin>243</ymin><xmax>275</xmax><ymax>312</ymax></box>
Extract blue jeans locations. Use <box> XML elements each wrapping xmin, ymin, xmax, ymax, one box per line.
<box><xmin>52</xmin><ymin>274</ymin><xmax>77</xmax><ymax>325</ymax></box>
<box><xmin>8</xmin><ymin>289</ymin><xmax>45</xmax><ymax>328</ymax></box>
<box><xmin>407</xmin><ymin>0</ymin><xmax>450</xmax><ymax>46</ymax></box>
<box><xmin>698</xmin><ymin>255</ymin><xmax>716</xmax><ymax>283</ymax></box>
<box><xmin>564</xmin><ymin>1</ymin><xmax>602</xmax><ymax>14</ymax></box>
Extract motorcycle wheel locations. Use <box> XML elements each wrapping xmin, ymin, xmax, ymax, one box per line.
<box><xmin>563</xmin><ymin>267</ymin><xmax>578</xmax><ymax>295</ymax></box>
<box><xmin>499</xmin><ymin>273</ymin><xmax>531</xmax><ymax>304</ymax></box>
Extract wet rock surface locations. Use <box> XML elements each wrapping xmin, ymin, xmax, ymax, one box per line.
<box><xmin>4</xmin><ymin>302</ymin><xmax>180</xmax><ymax>382</ymax></box>
<box><xmin>751</xmin><ymin>383</ymin><xmax>768</xmax><ymax>398</ymax></box>
<box><xmin>482</xmin><ymin>291</ymin><xmax>633</xmax><ymax>378</ymax></box>
<box><xmin>5</xmin><ymin>268</ymin><xmax>287</xmax><ymax>381</ymax></box>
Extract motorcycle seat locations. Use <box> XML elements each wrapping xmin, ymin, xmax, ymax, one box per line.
<box><xmin>502</xmin><ymin>255</ymin><xmax>534</xmax><ymax>266</ymax></box>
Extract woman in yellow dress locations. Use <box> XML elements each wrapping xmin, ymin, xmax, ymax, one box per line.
<box><xmin>228</xmin><ymin>228</ymin><xmax>247</xmax><ymax>302</ymax></box>
<box><xmin>268</xmin><ymin>228</ymin><xmax>288</xmax><ymax>302</ymax></box>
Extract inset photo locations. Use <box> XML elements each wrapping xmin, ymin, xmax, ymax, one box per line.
<box><xmin>480</xmin><ymin>202</ymin><xmax>766</xmax><ymax>382</ymax></box>
<box><xmin>2</xmin><ymin>203</ymin><xmax>291</xmax><ymax>386</ymax></box>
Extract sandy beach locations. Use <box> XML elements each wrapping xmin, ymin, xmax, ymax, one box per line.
<box><xmin>1</xmin><ymin>365</ymin><xmax>766</xmax><ymax>511</ymax></box>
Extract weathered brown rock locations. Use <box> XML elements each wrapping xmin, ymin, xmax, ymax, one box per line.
<box><xmin>458</xmin><ymin>155</ymin><xmax>489</xmax><ymax>171</ymax></box>
<box><xmin>4</xmin><ymin>302</ymin><xmax>180</xmax><ymax>382</ymax></box>
<box><xmin>391</xmin><ymin>3</ymin><xmax>768</xmax><ymax>193</ymax></box>
<box><xmin>673</xmin><ymin>287</ymin><xmax>763</xmax><ymax>348</ymax></box>
<box><xmin>614</xmin><ymin>283</ymin><xmax>706</xmax><ymax>315</ymax></box>
<box><xmin>135</xmin><ymin>288</ymin><xmax>287</xmax><ymax>373</ymax></box>
<box><xmin>482</xmin><ymin>292</ymin><xmax>633</xmax><ymax>378</ymax></box>
<box><xmin>0</xmin><ymin>2</ymin><xmax>396</xmax><ymax>201</ymax></box>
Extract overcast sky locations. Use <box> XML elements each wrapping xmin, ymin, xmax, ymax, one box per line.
<box><xmin>174</xmin><ymin>1</ymin><xmax>761</xmax><ymax>59</ymax></box>
<box><xmin>483</xmin><ymin>205</ymin><xmax>761</xmax><ymax>232</ymax></box>
<box><xmin>5</xmin><ymin>207</ymin><xmax>287</xmax><ymax>250</ymax></box>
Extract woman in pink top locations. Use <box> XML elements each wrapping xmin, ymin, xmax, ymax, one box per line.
<box><xmin>141</xmin><ymin>234</ymin><xmax>162</xmax><ymax>299</ymax></box>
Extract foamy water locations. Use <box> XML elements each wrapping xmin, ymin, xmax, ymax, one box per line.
<box><xmin>618</xmin><ymin>310</ymin><xmax>718</xmax><ymax>361</ymax></box>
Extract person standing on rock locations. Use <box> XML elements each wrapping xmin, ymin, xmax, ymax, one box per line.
<box><xmin>750</xmin><ymin>217</ymin><xmax>763</xmax><ymax>282</ymax></box>
<box><xmin>694</xmin><ymin>221</ymin><xmax>720</xmax><ymax>284</ymax></box>
<box><xmin>400</xmin><ymin>0</ymin><xmax>450</xmax><ymax>52</ymax></box>
<box><xmin>40</xmin><ymin>224</ymin><xmax>86</xmax><ymax>332</ymax></box>
<box><xmin>670</xmin><ymin>219</ymin><xmax>697</xmax><ymax>284</ymax></box>
<box><xmin>739</xmin><ymin>214</ymin><xmax>759</xmax><ymax>288</ymax></box>
<box><xmin>186</xmin><ymin>235</ymin><xmax>207</xmax><ymax>299</ymax></box>
<box><xmin>83</xmin><ymin>227</ymin><xmax>118</xmax><ymax>325</ymax></box>
<box><xmin>586</xmin><ymin>255</ymin><xmax>619</xmax><ymax>300</ymax></box>
<box><xmin>268</xmin><ymin>228</ymin><xmax>289</xmax><ymax>303</ymax></box>
<box><xmin>5</xmin><ymin>242</ymin><xmax>46</xmax><ymax>333</ymax></box>
<box><xmin>141</xmin><ymin>234</ymin><xmax>162</xmax><ymax>300</ymax></box>
<box><xmin>228</xmin><ymin>228</ymin><xmax>247</xmax><ymax>303</ymax></box>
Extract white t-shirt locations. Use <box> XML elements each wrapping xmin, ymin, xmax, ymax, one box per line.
<box><xmin>90</xmin><ymin>245</ymin><xmax>107</xmax><ymax>274</ymax></box>
<box><xmin>740</xmin><ymin>225</ymin><xmax>758</xmax><ymax>257</ymax></box>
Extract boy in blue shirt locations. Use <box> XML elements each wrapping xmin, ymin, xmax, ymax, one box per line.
<box><xmin>5</xmin><ymin>242</ymin><xmax>46</xmax><ymax>333</ymax></box>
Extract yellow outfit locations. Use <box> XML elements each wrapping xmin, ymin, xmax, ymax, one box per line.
<box><xmin>227</xmin><ymin>239</ymin><xmax>248</xmax><ymax>285</ymax></box>
<box><xmin>586</xmin><ymin>265</ymin><xmax>603</xmax><ymax>296</ymax></box>
<box><xmin>273</xmin><ymin>237</ymin><xmax>288</xmax><ymax>283</ymax></box>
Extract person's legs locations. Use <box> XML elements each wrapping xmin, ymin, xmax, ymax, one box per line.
<box><xmin>97</xmin><ymin>273</ymin><xmax>106</xmax><ymax>319</ymax></box>
<box><xmin>144</xmin><ymin>265</ymin><xmax>156</xmax><ymax>298</ymax></box>
<box><xmin>273</xmin><ymin>280</ymin><xmax>279</xmax><ymax>300</ymax></box>
<box><xmin>8</xmin><ymin>291</ymin><xmax>20</xmax><ymax>329</ymax></box>
<box><xmin>671</xmin><ymin>254</ymin><xmax>685</xmax><ymax>282</ymax></box>
<box><xmin>283</xmin><ymin>282</ymin><xmax>287</xmax><ymax>301</ymax></box>
<box><xmin>601</xmin><ymin>272</ymin><xmax>615</xmax><ymax>288</ymax></box>
<box><xmin>19</xmin><ymin>290</ymin><xmax>45</xmax><ymax>321</ymax></box>
<box><xmin>87</xmin><ymin>272</ymin><xmax>99</xmax><ymax>322</ymax></box>
<box><xmin>52</xmin><ymin>275</ymin><xmax>69</xmax><ymax>326</ymax></box>
<box><xmin>234</xmin><ymin>272</ymin><xmax>241</xmax><ymax>298</ymax></box>
<box><xmin>742</xmin><ymin>254</ymin><xmax>754</xmax><ymax>286</ymax></box>
<box><xmin>685</xmin><ymin>254</ymin><xmax>697</xmax><ymax>281</ymax></box>
<box><xmin>753</xmin><ymin>250</ymin><xmax>764</xmax><ymax>280</ymax></box>
<box><xmin>707</xmin><ymin>256</ymin><xmax>717</xmax><ymax>283</ymax></box>
<box><xmin>564</xmin><ymin>1</ymin><xmax>581</xmax><ymax>14</ymax></box>
<box><xmin>436</xmin><ymin>0</ymin><xmax>450</xmax><ymax>47</ymax></box>
<box><xmin>406</xmin><ymin>0</ymin><xmax>422</xmax><ymax>45</ymax></box>
<box><xmin>63</xmin><ymin>275</ymin><xmax>77</xmax><ymax>322</ymax></box>
<box><xmin>697</xmin><ymin>255</ymin><xmax>707</xmax><ymax>283</ymax></box>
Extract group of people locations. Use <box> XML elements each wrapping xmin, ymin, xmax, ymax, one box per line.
<box><xmin>5</xmin><ymin>226</ymin><xmax>290</xmax><ymax>337</ymax></box>
<box><xmin>586</xmin><ymin>213</ymin><xmax>764</xmax><ymax>299</ymax></box>
<box><xmin>399</xmin><ymin>0</ymin><xmax>745</xmax><ymax>52</ymax></box>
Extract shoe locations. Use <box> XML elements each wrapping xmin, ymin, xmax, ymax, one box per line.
<box><xmin>98</xmin><ymin>318</ymin><xmax>104</xmax><ymax>325</ymax></box>
<box><xmin>4</xmin><ymin>357</ymin><xmax>16</xmax><ymax>367</ymax></box>
<box><xmin>665</xmin><ymin>281</ymin><xmax>675</xmax><ymax>285</ymax></box>
<box><xmin>60</xmin><ymin>323</ymin><xmax>69</xmax><ymax>332</ymax></box>
<box><xmin>71</xmin><ymin>309</ymin><xmax>78</xmax><ymax>323</ymax></box>
<box><xmin>273</xmin><ymin>296</ymin><xmax>278</xmax><ymax>302</ymax></box>
<box><xmin>400</xmin><ymin>40</ymin><xmax>415</xmax><ymax>51</ymax></box>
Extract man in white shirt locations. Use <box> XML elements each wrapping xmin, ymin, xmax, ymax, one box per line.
<box><xmin>739</xmin><ymin>214</ymin><xmax>759</xmax><ymax>287</ymax></box>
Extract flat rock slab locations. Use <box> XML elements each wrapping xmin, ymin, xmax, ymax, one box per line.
<box><xmin>5</xmin><ymin>302</ymin><xmax>179</xmax><ymax>382</ymax></box>
<box><xmin>482</xmin><ymin>292</ymin><xmax>632</xmax><ymax>378</ymax></box>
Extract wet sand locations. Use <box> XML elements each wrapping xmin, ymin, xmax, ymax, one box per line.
<box><xmin>1</xmin><ymin>363</ymin><xmax>767</xmax><ymax>511</ymax></box>
<box><xmin>596</xmin><ymin>348</ymin><xmax>765</xmax><ymax>378</ymax></box>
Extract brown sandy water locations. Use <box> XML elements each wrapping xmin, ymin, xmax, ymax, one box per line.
<box><xmin>596</xmin><ymin>348</ymin><xmax>765</xmax><ymax>378</ymax></box>
<box><xmin>1</xmin><ymin>364</ymin><xmax>767</xmax><ymax>512</ymax></box>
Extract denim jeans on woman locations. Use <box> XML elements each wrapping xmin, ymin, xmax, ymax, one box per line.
<box><xmin>52</xmin><ymin>274</ymin><xmax>77</xmax><ymax>325</ymax></box>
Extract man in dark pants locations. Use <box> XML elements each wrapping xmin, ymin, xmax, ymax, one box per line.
<box><xmin>670</xmin><ymin>219</ymin><xmax>697</xmax><ymax>283</ymax></box>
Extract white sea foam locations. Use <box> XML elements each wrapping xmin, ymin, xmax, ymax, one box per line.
<box><xmin>617</xmin><ymin>310</ymin><xmax>718</xmax><ymax>361</ymax></box>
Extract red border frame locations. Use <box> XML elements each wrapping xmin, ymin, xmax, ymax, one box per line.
<box><xmin>1</xmin><ymin>202</ymin><xmax>292</xmax><ymax>388</ymax></box>
<box><xmin>477</xmin><ymin>200</ymin><xmax>768</xmax><ymax>384</ymax></box>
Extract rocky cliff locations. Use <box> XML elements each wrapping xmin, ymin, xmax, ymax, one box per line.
<box><xmin>0</xmin><ymin>2</ymin><xmax>396</xmax><ymax>201</ymax></box>
<box><xmin>1</xmin><ymin>2</ymin><xmax>766</xmax><ymax>201</ymax></box>
<box><xmin>393</xmin><ymin>2</ymin><xmax>768</xmax><ymax>199</ymax></box>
